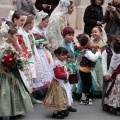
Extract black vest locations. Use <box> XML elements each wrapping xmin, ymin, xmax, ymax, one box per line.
<box><xmin>106</xmin><ymin>47</ymin><xmax>113</xmax><ymax>70</ymax></box>
<box><xmin>80</xmin><ymin>49</ymin><xmax>96</xmax><ymax>67</ymax></box>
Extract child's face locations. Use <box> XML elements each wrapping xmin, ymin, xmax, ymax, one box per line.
<box><xmin>67</xmin><ymin>3</ymin><xmax>74</xmax><ymax>14</ymax></box>
<box><xmin>91</xmin><ymin>27</ymin><xmax>102</xmax><ymax>40</ymax></box>
<box><xmin>41</xmin><ymin>18</ymin><xmax>49</xmax><ymax>28</ymax></box>
<box><xmin>14</xmin><ymin>16</ymin><xmax>27</xmax><ymax>28</ymax></box>
<box><xmin>28</xmin><ymin>20</ymin><xmax>34</xmax><ymax>31</ymax></box>
<box><xmin>9</xmin><ymin>32</ymin><xmax>18</xmax><ymax>43</ymax></box>
<box><xmin>65</xmin><ymin>33</ymin><xmax>74</xmax><ymax>43</ymax></box>
<box><xmin>56</xmin><ymin>53</ymin><xmax>68</xmax><ymax>61</ymax></box>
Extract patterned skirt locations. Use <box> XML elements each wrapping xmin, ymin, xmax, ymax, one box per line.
<box><xmin>44</xmin><ymin>79</ymin><xmax>67</xmax><ymax>110</ymax></box>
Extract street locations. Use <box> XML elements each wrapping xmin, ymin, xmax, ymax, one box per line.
<box><xmin>8</xmin><ymin>98</ymin><xmax>120</xmax><ymax>120</ymax></box>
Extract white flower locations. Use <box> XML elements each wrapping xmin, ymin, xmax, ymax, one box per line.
<box><xmin>9</xmin><ymin>58</ymin><xmax>12</xmax><ymax>61</ymax></box>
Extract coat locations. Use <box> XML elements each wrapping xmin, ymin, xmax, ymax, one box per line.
<box><xmin>35</xmin><ymin>0</ymin><xmax>60</xmax><ymax>15</ymax></box>
<box><xmin>83</xmin><ymin>4</ymin><xmax>103</xmax><ymax>37</ymax></box>
<box><xmin>102</xmin><ymin>10</ymin><xmax>120</xmax><ymax>35</ymax></box>
<box><xmin>16</xmin><ymin>0</ymin><xmax>36</xmax><ymax>15</ymax></box>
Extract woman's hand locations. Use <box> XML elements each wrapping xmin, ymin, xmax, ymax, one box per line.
<box><xmin>97</xmin><ymin>21</ymin><xmax>103</xmax><ymax>25</ymax></box>
<box><xmin>110</xmin><ymin>6</ymin><xmax>116</xmax><ymax>12</ymax></box>
<box><xmin>43</xmin><ymin>40</ymin><xmax>49</xmax><ymax>46</ymax></box>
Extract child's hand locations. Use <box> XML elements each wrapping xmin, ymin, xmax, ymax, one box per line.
<box><xmin>36</xmin><ymin>41</ymin><xmax>39</xmax><ymax>47</ymax></box>
<box><xmin>104</xmin><ymin>75</ymin><xmax>110</xmax><ymax>81</ymax></box>
<box><xmin>27</xmin><ymin>51</ymin><xmax>32</xmax><ymax>58</ymax></box>
<box><xmin>78</xmin><ymin>56</ymin><xmax>82</xmax><ymax>61</ymax></box>
<box><xmin>97</xmin><ymin>48</ymin><xmax>102</xmax><ymax>53</ymax></box>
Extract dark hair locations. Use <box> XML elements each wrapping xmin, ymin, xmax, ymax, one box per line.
<box><xmin>69</xmin><ymin>1</ymin><xmax>73</xmax><ymax>6</ymax></box>
<box><xmin>5</xmin><ymin>21</ymin><xmax>17</xmax><ymax>35</ymax></box>
<box><xmin>93</xmin><ymin>26</ymin><xmax>102</xmax><ymax>32</ymax></box>
<box><xmin>76</xmin><ymin>33</ymin><xmax>88</xmax><ymax>45</ymax></box>
<box><xmin>42</xmin><ymin>15</ymin><xmax>49</xmax><ymax>21</ymax></box>
<box><xmin>54</xmin><ymin>47</ymin><xmax>68</xmax><ymax>55</ymax></box>
<box><xmin>91</xmin><ymin>0</ymin><xmax>104</xmax><ymax>5</ymax></box>
<box><xmin>24</xmin><ymin>15</ymin><xmax>34</xmax><ymax>27</ymax></box>
<box><xmin>114</xmin><ymin>41</ymin><xmax>120</xmax><ymax>54</ymax></box>
<box><xmin>12</xmin><ymin>10</ymin><xmax>27</xmax><ymax>22</ymax></box>
<box><xmin>107</xmin><ymin>34</ymin><xmax>116</xmax><ymax>45</ymax></box>
<box><xmin>6</xmin><ymin>21</ymin><xmax>17</xmax><ymax>28</ymax></box>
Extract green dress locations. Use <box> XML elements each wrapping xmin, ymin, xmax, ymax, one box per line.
<box><xmin>91</xmin><ymin>39</ymin><xmax>107</xmax><ymax>95</ymax></box>
<box><xmin>0</xmin><ymin>42</ymin><xmax>33</xmax><ymax>116</ymax></box>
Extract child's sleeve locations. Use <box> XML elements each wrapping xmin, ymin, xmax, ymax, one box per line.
<box><xmin>107</xmin><ymin>66</ymin><xmax>114</xmax><ymax>77</ymax></box>
<box><xmin>54</xmin><ymin>66</ymin><xmax>69</xmax><ymax>80</ymax></box>
<box><xmin>85</xmin><ymin>50</ymin><xmax>101</xmax><ymax>62</ymax></box>
<box><xmin>102</xmin><ymin>50</ymin><xmax>107</xmax><ymax>76</ymax></box>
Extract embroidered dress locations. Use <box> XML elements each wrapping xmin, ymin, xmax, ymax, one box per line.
<box><xmin>32</xmin><ymin>26</ymin><xmax>54</xmax><ymax>91</ymax></box>
<box><xmin>91</xmin><ymin>40</ymin><xmax>107</xmax><ymax>95</ymax></box>
<box><xmin>18</xmin><ymin>28</ymin><xmax>35</xmax><ymax>92</ymax></box>
<box><xmin>104</xmin><ymin>66</ymin><xmax>120</xmax><ymax>109</ymax></box>
<box><xmin>44</xmin><ymin>79</ymin><xmax>67</xmax><ymax>110</ymax></box>
<box><xmin>0</xmin><ymin>42</ymin><xmax>33</xmax><ymax>116</ymax></box>
<box><xmin>104</xmin><ymin>53</ymin><xmax>120</xmax><ymax>110</ymax></box>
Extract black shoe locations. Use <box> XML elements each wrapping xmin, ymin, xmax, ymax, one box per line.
<box><xmin>52</xmin><ymin>113</ymin><xmax>65</xmax><ymax>119</ymax></box>
<box><xmin>67</xmin><ymin>106</ymin><xmax>77</xmax><ymax>112</ymax></box>
<box><xmin>59</xmin><ymin>110</ymin><xmax>69</xmax><ymax>117</ymax></box>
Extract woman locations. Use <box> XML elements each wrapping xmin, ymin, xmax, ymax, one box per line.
<box><xmin>102</xmin><ymin>0</ymin><xmax>120</xmax><ymax>35</ymax></box>
<box><xmin>46</xmin><ymin>0</ymin><xmax>74</xmax><ymax>52</ymax></box>
<box><xmin>83</xmin><ymin>0</ymin><xmax>104</xmax><ymax>37</ymax></box>
<box><xmin>16</xmin><ymin>0</ymin><xmax>36</xmax><ymax>15</ymax></box>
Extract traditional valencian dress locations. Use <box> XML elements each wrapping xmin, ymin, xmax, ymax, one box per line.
<box><xmin>44</xmin><ymin>58</ymin><xmax>73</xmax><ymax>110</ymax></box>
<box><xmin>91</xmin><ymin>39</ymin><xmax>107</xmax><ymax>95</ymax></box>
<box><xmin>32</xmin><ymin>26</ymin><xmax>54</xmax><ymax>91</ymax></box>
<box><xmin>0</xmin><ymin>42</ymin><xmax>33</xmax><ymax>116</ymax></box>
<box><xmin>104</xmin><ymin>53</ymin><xmax>120</xmax><ymax>111</ymax></box>
<box><xmin>102</xmin><ymin>46</ymin><xmax>113</xmax><ymax>105</ymax></box>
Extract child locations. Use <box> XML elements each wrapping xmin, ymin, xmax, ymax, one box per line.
<box><xmin>32</xmin><ymin>11</ymin><xmax>54</xmax><ymax>93</ymax></box>
<box><xmin>0</xmin><ymin>22</ymin><xmax>33</xmax><ymax>116</ymax></box>
<box><xmin>102</xmin><ymin>34</ymin><xmax>115</xmax><ymax>110</ymax></box>
<box><xmin>61</xmin><ymin>26</ymin><xmax>78</xmax><ymax>91</ymax></box>
<box><xmin>104</xmin><ymin>38</ymin><xmax>120</xmax><ymax>114</ymax></box>
<box><xmin>77</xmin><ymin>33</ymin><xmax>102</xmax><ymax>105</ymax></box>
<box><xmin>91</xmin><ymin>26</ymin><xmax>107</xmax><ymax>96</ymax></box>
<box><xmin>44</xmin><ymin>47</ymin><xmax>77</xmax><ymax>119</ymax></box>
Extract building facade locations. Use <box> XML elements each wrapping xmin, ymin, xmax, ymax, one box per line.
<box><xmin>0</xmin><ymin>0</ymin><xmax>109</xmax><ymax>31</ymax></box>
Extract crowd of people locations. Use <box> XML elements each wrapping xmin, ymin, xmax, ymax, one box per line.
<box><xmin>0</xmin><ymin>0</ymin><xmax>120</xmax><ymax>119</ymax></box>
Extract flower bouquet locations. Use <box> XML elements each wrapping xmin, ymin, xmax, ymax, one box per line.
<box><xmin>66</xmin><ymin>54</ymin><xmax>78</xmax><ymax>84</ymax></box>
<box><xmin>33</xmin><ymin>33</ymin><xmax>46</xmax><ymax>44</ymax></box>
<box><xmin>1</xmin><ymin>46</ymin><xmax>23</xmax><ymax>71</ymax></box>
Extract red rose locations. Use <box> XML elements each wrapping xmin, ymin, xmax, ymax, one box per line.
<box><xmin>3</xmin><ymin>53</ymin><xmax>15</xmax><ymax>67</ymax></box>
<box><xmin>18</xmin><ymin>36</ymin><xmax>23</xmax><ymax>44</ymax></box>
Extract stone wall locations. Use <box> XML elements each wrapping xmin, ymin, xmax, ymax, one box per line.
<box><xmin>0</xmin><ymin>0</ymin><xmax>109</xmax><ymax>31</ymax></box>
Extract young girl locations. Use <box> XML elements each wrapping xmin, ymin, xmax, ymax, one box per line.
<box><xmin>0</xmin><ymin>22</ymin><xmax>33</xmax><ymax>116</ymax></box>
<box><xmin>91</xmin><ymin>26</ymin><xmax>107</xmax><ymax>96</ymax></box>
<box><xmin>77</xmin><ymin>33</ymin><xmax>102</xmax><ymax>105</ymax></box>
<box><xmin>12</xmin><ymin>11</ymin><xmax>41</xmax><ymax>103</ymax></box>
<box><xmin>102</xmin><ymin>34</ymin><xmax>115</xmax><ymax>110</ymax></box>
<box><xmin>44</xmin><ymin>47</ymin><xmax>76</xmax><ymax>119</ymax></box>
<box><xmin>32</xmin><ymin>11</ymin><xmax>54</xmax><ymax>92</ymax></box>
<box><xmin>104</xmin><ymin>38</ymin><xmax>120</xmax><ymax>114</ymax></box>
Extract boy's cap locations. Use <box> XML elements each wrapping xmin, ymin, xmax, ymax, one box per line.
<box><xmin>63</xmin><ymin>26</ymin><xmax>74</xmax><ymax>37</ymax></box>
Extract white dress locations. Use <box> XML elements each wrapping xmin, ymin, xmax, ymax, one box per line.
<box><xmin>46</xmin><ymin>14</ymin><xmax>67</xmax><ymax>48</ymax></box>
<box><xmin>32</xmin><ymin>26</ymin><xmax>54</xmax><ymax>91</ymax></box>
